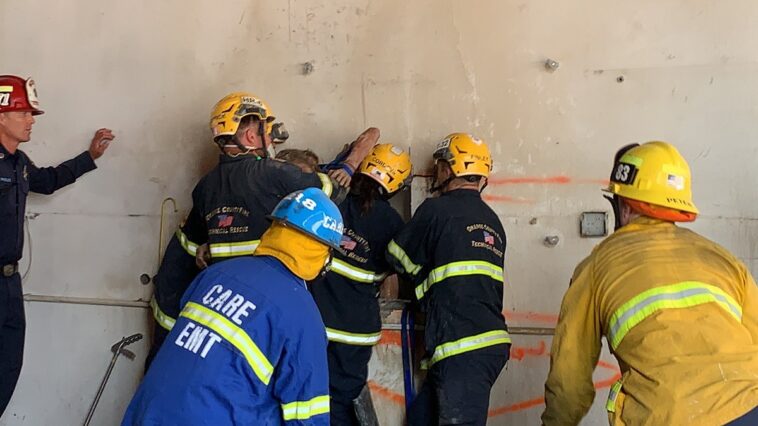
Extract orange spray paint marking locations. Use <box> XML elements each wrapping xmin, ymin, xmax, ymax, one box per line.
<box><xmin>482</xmin><ymin>194</ymin><xmax>535</xmax><ymax>204</ymax></box>
<box><xmin>489</xmin><ymin>176</ymin><xmax>572</xmax><ymax>185</ymax></box>
<box><xmin>369</xmin><ymin>336</ymin><xmax>622</xmax><ymax>417</ymax></box>
<box><xmin>577</xmin><ymin>178</ymin><xmax>611</xmax><ymax>186</ymax></box>
<box><xmin>488</xmin><ymin>396</ymin><xmax>546</xmax><ymax>417</ymax></box>
<box><xmin>487</xmin><ymin>175</ymin><xmax>609</xmax><ymax>187</ymax></box>
<box><xmin>378</xmin><ymin>330</ymin><xmax>403</xmax><ymax>347</ymax></box>
<box><xmin>597</xmin><ymin>360</ymin><xmax>620</xmax><ymax>371</ymax></box>
<box><xmin>367</xmin><ymin>380</ymin><xmax>405</xmax><ymax>406</ymax></box>
<box><xmin>509</xmin><ymin>340</ymin><xmax>547</xmax><ymax>361</ymax></box>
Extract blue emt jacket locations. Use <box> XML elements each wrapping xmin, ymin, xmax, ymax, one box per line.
<box><xmin>123</xmin><ymin>256</ymin><xmax>330</xmax><ymax>425</ymax></box>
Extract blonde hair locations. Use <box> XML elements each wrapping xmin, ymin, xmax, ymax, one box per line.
<box><xmin>275</xmin><ymin>149</ymin><xmax>320</xmax><ymax>172</ymax></box>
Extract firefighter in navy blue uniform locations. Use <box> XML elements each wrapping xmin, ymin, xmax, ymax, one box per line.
<box><xmin>123</xmin><ymin>188</ymin><xmax>343</xmax><ymax>425</ymax></box>
<box><xmin>145</xmin><ymin>92</ymin><xmax>377</xmax><ymax>368</ymax></box>
<box><xmin>0</xmin><ymin>75</ymin><xmax>114</xmax><ymax>417</ymax></box>
<box><xmin>310</xmin><ymin>144</ymin><xmax>412</xmax><ymax>425</ymax></box>
<box><xmin>387</xmin><ymin>133</ymin><xmax>510</xmax><ymax>426</ymax></box>
<box><xmin>183</xmin><ymin>92</ymin><xmax>376</xmax><ymax>266</ymax></box>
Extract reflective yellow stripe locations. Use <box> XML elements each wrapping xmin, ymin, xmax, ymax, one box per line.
<box><xmin>330</xmin><ymin>259</ymin><xmax>386</xmax><ymax>284</ymax></box>
<box><xmin>150</xmin><ymin>297</ymin><xmax>176</xmax><ymax>331</ymax></box>
<box><xmin>281</xmin><ymin>395</ymin><xmax>330</xmax><ymax>421</ymax></box>
<box><xmin>415</xmin><ymin>261</ymin><xmax>503</xmax><ymax>300</ymax></box>
<box><xmin>607</xmin><ymin>281</ymin><xmax>742</xmax><ymax>350</ymax></box>
<box><xmin>421</xmin><ymin>330</ymin><xmax>511</xmax><ymax>369</ymax></box>
<box><xmin>606</xmin><ymin>380</ymin><xmax>623</xmax><ymax>412</ymax></box>
<box><xmin>326</xmin><ymin>327</ymin><xmax>382</xmax><ymax>346</ymax></box>
<box><xmin>317</xmin><ymin>173</ymin><xmax>333</xmax><ymax>197</ymax></box>
<box><xmin>180</xmin><ymin>302</ymin><xmax>273</xmax><ymax>385</ymax></box>
<box><xmin>387</xmin><ymin>240</ymin><xmax>422</xmax><ymax>276</ymax></box>
<box><xmin>176</xmin><ymin>229</ymin><xmax>198</xmax><ymax>257</ymax></box>
<box><xmin>209</xmin><ymin>240</ymin><xmax>261</xmax><ymax>257</ymax></box>
<box><xmin>0</xmin><ymin>86</ymin><xmax>13</xmax><ymax>92</ymax></box>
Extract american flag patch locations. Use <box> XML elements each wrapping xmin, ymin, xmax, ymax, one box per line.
<box><xmin>484</xmin><ymin>231</ymin><xmax>495</xmax><ymax>245</ymax></box>
<box><xmin>667</xmin><ymin>174</ymin><xmax>684</xmax><ymax>190</ymax></box>
<box><xmin>217</xmin><ymin>215</ymin><xmax>233</xmax><ymax>228</ymax></box>
<box><xmin>340</xmin><ymin>236</ymin><xmax>357</xmax><ymax>251</ymax></box>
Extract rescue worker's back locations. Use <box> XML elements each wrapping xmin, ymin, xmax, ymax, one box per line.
<box><xmin>543</xmin><ymin>141</ymin><xmax>758</xmax><ymax>425</ymax></box>
<box><xmin>124</xmin><ymin>256</ymin><xmax>329</xmax><ymax>425</ymax></box>
<box><xmin>545</xmin><ymin>217</ymin><xmax>758</xmax><ymax>425</ymax></box>
<box><xmin>124</xmin><ymin>188</ymin><xmax>344</xmax><ymax>425</ymax></box>
<box><xmin>393</xmin><ymin>188</ymin><xmax>508</xmax><ymax>355</ymax></box>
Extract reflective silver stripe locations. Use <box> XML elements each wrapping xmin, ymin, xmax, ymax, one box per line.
<box><xmin>281</xmin><ymin>395</ymin><xmax>330</xmax><ymax>421</ymax></box>
<box><xmin>607</xmin><ymin>281</ymin><xmax>743</xmax><ymax>349</ymax></box>
<box><xmin>150</xmin><ymin>297</ymin><xmax>176</xmax><ymax>331</ymax></box>
<box><xmin>326</xmin><ymin>327</ymin><xmax>382</xmax><ymax>346</ymax></box>
<box><xmin>317</xmin><ymin>173</ymin><xmax>333</xmax><ymax>197</ymax></box>
<box><xmin>209</xmin><ymin>240</ymin><xmax>260</xmax><ymax>257</ymax></box>
<box><xmin>415</xmin><ymin>261</ymin><xmax>503</xmax><ymax>300</ymax></box>
<box><xmin>387</xmin><ymin>240</ymin><xmax>422</xmax><ymax>276</ymax></box>
<box><xmin>181</xmin><ymin>302</ymin><xmax>274</xmax><ymax>385</ymax></box>
<box><xmin>330</xmin><ymin>259</ymin><xmax>386</xmax><ymax>283</ymax></box>
<box><xmin>176</xmin><ymin>229</ymin><xmax>198</xmax><ymax>256</ymax></box>
<box><xmin>422</xmin><ymin>330</ymin><xmax>511</xmax><ymax>368</ymax></box>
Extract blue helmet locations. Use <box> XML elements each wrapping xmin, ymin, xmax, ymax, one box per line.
<box><xmin>270</xmin><ymin>188</ymin><xmax>344</xmax><ymax>250</ymax></box>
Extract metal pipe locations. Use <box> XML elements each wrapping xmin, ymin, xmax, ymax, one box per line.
<box><xmin>23</xmin><ymin>294</ymin><xmax>148</xmax><ymax>309</ymax></box>
<box><xmin>508</xmin><ymin>327</ymin><xmax>556</xmax><ymax>336</ymax></box>
<box><xmin>158</xmin><ymin>197</ymin><xmax>178</xmax><ymax>269</ymax></box>
<box><xmin>22</xmin><ymin>295</ymin><xmax>557</xmax><ymax>335</ymax></box>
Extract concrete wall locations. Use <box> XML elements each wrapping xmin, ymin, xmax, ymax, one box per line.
<box><xmin>2</xmin><ymin>0</ymin><xmax>758</xmax><ymax>424</ymax></box>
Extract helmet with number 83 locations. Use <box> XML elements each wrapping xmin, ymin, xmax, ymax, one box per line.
<box><xmin>606</xmin><ymin>141</ymin><xmax>698</xmax><ymax>220</ymax></box>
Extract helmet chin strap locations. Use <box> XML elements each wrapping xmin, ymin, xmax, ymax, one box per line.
<box><xmin>479</xmin><ymin>177</ymin><xmax>488</xmax><ymax>194</ymax></box>
<box><xmin>429</xmin><ymin>175</ymin><xmax>453</xmax><ymax>194</ymax></box>
<box><xmin>259</xmin><ymin>120</ymin><xmax>274</xmax><ymax>159</ymax></box>
<box><xmin>604</xmin><ymin>193</ymin><xmax>624</xmax><ymax>231</ymax></box>
<box><xmin>317</xmin><ymin>253</ymin><xmax>334</xmax><ymax>279</ymax></box>
<box><xmin>222</xmin><ymin>144</ymin><xmax>261</xmax><ymax>159</ymax></box>
<box><xmin>222</xmin><ymin>120</ymin><xmax>271</xmax><ymax>159</ymax></box>
<box><xmin>604</xmin><ymin>143</ymin><xmax>640</xmax><ymax>231</ymax></box>
<box><xmin>429</xmin><ymin>160</ymin><xmax>454</xmax><ymax>193</ymax></box>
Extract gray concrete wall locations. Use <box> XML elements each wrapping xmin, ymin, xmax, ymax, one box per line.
<box><xmin>2</xmin><ymin>0</ymin><xmax>757</xmax><ymax>424</ymax></box>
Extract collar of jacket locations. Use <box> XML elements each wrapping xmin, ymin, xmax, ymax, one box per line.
<box><xmin>442</xmin><ymin>188</ymin><xmax>481</xmax><ymax>197</ymax></box>
<box><xmin>617</xmin><ymin>216</ymin><xmax>676</xmax><ymax>233</ymax></box>
<box><xmin>219</xmin><ymin>153</ymin><xmax>262</xmax><ymax>164</ymax></box>
<box><xmin>0</xmin><ymin>143</ymin><xmax>11</xmax><ymax>158</ymax></box>
<box><xmin>0</xmin><ymin>143</ymin><xmax>20</xmax><ymax>161</ymax></box>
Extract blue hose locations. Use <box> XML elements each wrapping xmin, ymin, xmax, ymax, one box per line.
<box><xmin>401</xmin><ymin>306</ymin><xmax>416</xmax><ymax>412</ymax></box>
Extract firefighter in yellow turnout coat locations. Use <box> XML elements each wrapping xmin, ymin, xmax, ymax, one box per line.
<box><xmin>542</xmin><ymin>142</ymin><xmax>758</xmax><ymax>426</ymax></box>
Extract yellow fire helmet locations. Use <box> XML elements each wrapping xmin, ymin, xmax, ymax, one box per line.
<box><xmin>433</xmin><ymin>133</ymin><xmax>492</xmax><ymax>178</ymax></box>
<box><xmin>606</xmin><ymin>141</ymin><xmax>699</xmax><ymax>215</ymax></box>
<box><xmin>358</xmin><ymin>143</ymin><xmax>413</xmax><ymax>194</ymax></box>
<box><xmin>209</xmin><ymin>92</ymin><xmax>275</xmax><ymax>140</ymax></box>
